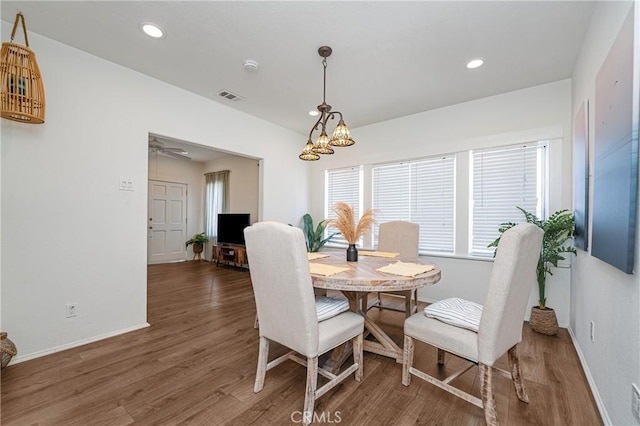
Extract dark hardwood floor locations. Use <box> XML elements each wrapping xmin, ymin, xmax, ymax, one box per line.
<box><xmin>1</xmin><ymin>261</ymin><xmax>602</xmax><ymax>425</ymax></box>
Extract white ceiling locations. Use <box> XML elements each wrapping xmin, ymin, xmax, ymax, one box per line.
<box><xmin>1</xmin><ymin>1</ymin><xmax>595</xmax><ymax>158</ymax></box>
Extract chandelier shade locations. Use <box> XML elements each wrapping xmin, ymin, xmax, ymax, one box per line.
<box><xmin>299</xmin><ymin>46</ymin><xmax>355</xmax><ymax>161</ymax></box>
<box><xmin>298</xmin><ymin>140</ymin><xmax>320</xmax><ymax>161</ymax></box>
<box><xmin>329</xmin><ymin>120</ymin><xmax>355</xmax><ymax>147</ymax></box>
<box><xmin>313</xmin><ymin>131</ymin><xmax>334</xmax><ymax>155</ymax></box>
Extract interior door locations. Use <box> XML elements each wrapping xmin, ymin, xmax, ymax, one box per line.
<box><xmin>148</xmin><ymin>180</ymin><xmax>188</xmax><ymax>264</ymax></box>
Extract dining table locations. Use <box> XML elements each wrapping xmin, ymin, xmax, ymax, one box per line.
<box><xmin>308</xmin><ymin>251</ymin><xmax>441</xmax><ymax>372</ymax></box>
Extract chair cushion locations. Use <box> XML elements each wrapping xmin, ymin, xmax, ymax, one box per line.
<box><xmin>424</xmin><ymin>297</ymin><xmax>483</xmax><ymax>332</ymax></box>
<box><xmin>316</xmin><ymin>296</ymin><xmax>350</xmax><ymax>322</ymax></box>
<box><xmin>405</xmin><ymin>313</ymin><xmax>479</xmax><ymax>362</ymax></box>
<box><xmin>318</xmin><ymin>311</ymin><xmax>364</xmax><ymax>356</ymax></box>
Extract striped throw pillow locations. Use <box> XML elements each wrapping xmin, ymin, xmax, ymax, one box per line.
<box><xmin>316</xmin><ymin>296</ymin><xmax>350</xmax><ymax>322</ymax></box>
<box><xmin>424</xmin><ymin>297</ymin><xmax>483</xmax><ymax>332</ymax></box>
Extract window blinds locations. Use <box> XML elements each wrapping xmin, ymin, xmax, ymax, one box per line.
<box><xmin>325</xmin><ymin>167</ymin><xmax>362</xmax><ymax>246</ymax></box>
<box><xmin>470</xmin><ymin>143</ymin><xmax>547</xmax><ymax>256</ymax></box>
<box><xmin>372</xmin><ymin>156</ymin><xmax>455</xmax><ymax>253</ymax></box>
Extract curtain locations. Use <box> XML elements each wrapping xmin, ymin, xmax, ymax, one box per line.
<box><xmin>205</xmin><ymin>170</ymin><xmax>229</xmax><ymax>256</ymax></box>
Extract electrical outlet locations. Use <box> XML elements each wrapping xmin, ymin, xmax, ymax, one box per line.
<box><xmin>632</xmin><ymin>383</ymin><xmax>640</xmax><ymax>422</ymax></box>
<box><xmin>66</xmin><ymin>303</ymin><xmax>77</xmax><ymax>318</ymax></box>
<box><xmin>590</xmin><ymin>321</ymin><xmax>595</xmax><ymax>342</ymax></box>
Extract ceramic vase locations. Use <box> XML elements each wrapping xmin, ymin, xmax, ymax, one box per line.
<box><xmin>346</xmin><ymin>244</ymin><xmax>358</xmax><ymax>262</ymax></box>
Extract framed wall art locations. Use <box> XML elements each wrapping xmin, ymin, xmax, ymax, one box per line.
<box><xmin>573</xmin><ymin>100</ymin><xmax>589</xmax><ymax>251</ymax></box>
<box><xmin>591</xmin><ymin>9</ymin><xmax>638</xmax><ymax>274</ymax></box>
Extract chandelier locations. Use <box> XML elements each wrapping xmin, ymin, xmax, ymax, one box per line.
<box><xmin>299</xmin><ymin>46</ymin><xmax>355</xmax><ymax>161</ymax></box>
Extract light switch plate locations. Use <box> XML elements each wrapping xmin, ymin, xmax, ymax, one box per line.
<box><xmin>119</xmin><ymin>177</ymin><xmax>134</xmax><ymax>191</ymax></box>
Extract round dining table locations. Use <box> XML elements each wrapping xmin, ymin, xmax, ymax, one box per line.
<box><xmin>309</xmin><ymin>251</ymin><xmax>441</xmax><ymax>370</ymax></box>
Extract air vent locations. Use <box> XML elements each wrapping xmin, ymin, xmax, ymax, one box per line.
<box><xmin>217</xmin><ymin>90</ymin><xmax>244</xmax><ymax>102</ymax></box>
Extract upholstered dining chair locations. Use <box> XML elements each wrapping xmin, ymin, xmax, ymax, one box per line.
<box><xmin>371</xmin><ymin>221</ymin><xmax>420</xmax><ymax>317</ymax></box>
<box><xmin>402</xmin><ymin>223</ymin><xmax>543</xmax><ymax>426</ymax></box>
<box><xmin>244</xmin><ymin>221</ymin><xmax>364</xmax><ymax>425</ymax></box>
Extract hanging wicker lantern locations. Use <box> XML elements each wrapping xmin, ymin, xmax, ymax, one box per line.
<box><xmin>1</xmin><ymin>12</ymin><xmax>45</xmax><ymax>124</ymax></box>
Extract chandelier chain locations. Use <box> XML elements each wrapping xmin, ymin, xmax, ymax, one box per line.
<box><xmin>322</xmin><ymin>57</ymin><xmax>328</xmax><ymax>105</ymax></box>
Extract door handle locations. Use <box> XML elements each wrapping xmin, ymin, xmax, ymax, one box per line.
<box><xmin>149</xmin><ymin>226</ymin><xmax>153</xmax><ymax>229</ymax></box>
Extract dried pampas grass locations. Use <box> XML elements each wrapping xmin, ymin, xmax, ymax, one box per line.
<box><xmin>330</xmin><ymin>201</ymin><xmax>376</xmax><ymax>244</ymax></box>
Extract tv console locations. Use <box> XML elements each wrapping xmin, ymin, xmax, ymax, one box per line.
<box><xmin>212</xmin><ymin>244</ymin><xmax>248</xmax><ymax>269</ymax></box>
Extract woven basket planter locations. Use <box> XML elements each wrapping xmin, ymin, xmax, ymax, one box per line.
<box><xmin>0</xmin><ymin>332</ymin><xmax>17</xmax><ymax>369</ymax></box>
<box><xmin>529</xmin><ymin>306</ymin><xmax>558</xmax><ymax>335</ymax></box>
<box><xmin>1</xmin><ymin>13</ymin><xmax>46</xmax><ymax>124</ymax></box>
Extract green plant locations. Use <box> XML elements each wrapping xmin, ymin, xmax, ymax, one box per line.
<box><xmin>488</xmin><ymin>207</ymin><xmax>576</xmax><ymax>309</ymax></box>
<box><xmin>185</xmin><ymin>232</ymin><xmax>209</xmax><ymax>247</ymax></box>
<box><xmin>302</xmin><ymin>214</ymin><xmax>339</xmax><ymax>252</ymax></box>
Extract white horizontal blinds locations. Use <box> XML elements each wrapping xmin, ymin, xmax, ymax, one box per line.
<box><xmin>372</xmin><ymin>156</ymin><xmax>455</xmax><ymax>253</ymax></box>
<box><xmin>371</xmin><ymin>162</ymin><xmax>411</xmax><ymax>246</ymax></box>
<box><xmin>325</xmin><ymin>167</ymin><xmax>361</xmax><ymax>246</ymax></box>
<box><xmin>372</xmin><ymin>162</ymin><xmax>411</xmax><ymax>221</ymax></box>
<box><xmin>471</xmin><ymin>143</ymin><xmax>546</xmax><ymax>256</ymax></box>
<box><xmin>412</xmin><ymin>157</ymin><xmax>455</xmax><ymax>252</ymax></box>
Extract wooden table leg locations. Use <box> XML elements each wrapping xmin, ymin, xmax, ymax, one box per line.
<box><xmin>362</xmin><ymin>315</ymin><xmax>403</xmax><ymax>363</ymax></box>
<box><xmin>322</xmin><ymin>340</ymin><xmax>353</xmax><ymax>374</ymax></box>
<box><xmin>323</xmin><ymin>291</ymin><xmax>404</xmax><ymax>373</ymax></box>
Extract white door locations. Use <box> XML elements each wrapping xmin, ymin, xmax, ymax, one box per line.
<box><xmin>148</xmin><ymin>180</ymin><xmax>188</xmax><ymax>264</ymax></box>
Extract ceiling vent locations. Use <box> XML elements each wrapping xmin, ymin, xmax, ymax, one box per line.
<box><xmin>217</xmin><ymin>90</ymin><xmax>244</xmax><ymax>102</ymax></box>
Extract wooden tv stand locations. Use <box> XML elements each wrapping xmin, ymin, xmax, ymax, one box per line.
<box><xmin>212</xmin><ymin>244</ymin><xmax>248</xmax><ymax>269</ymax></box>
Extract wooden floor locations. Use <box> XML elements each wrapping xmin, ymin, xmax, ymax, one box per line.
<box><xmin>1</xmin><ymin>261</ymin><xmax>602</xmax><ymax>425</ymax></box>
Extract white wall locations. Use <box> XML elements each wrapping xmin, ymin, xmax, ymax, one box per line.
<box><xmin>1</xmin><ymin>28</ymin><xmax>308</xmax><ymax>361</ymax></box>
<box><xmin>205</xmin><ymin>154</ymin><xmax>260</xmax><ymax>222</ymax></box>
<box><xmin>570</xmin><ymin>2</ymin><xmax>639</xmax><ymax>424</ymax></box>
<box><xmin>148</xmin><ymin>153</ymin><xmax>206</xmax><ymax>261</ymax></box>
<box><xmin>309</xmin><ymin>79</ymin><xmax>574</xmax><ymax>324</ymax></box>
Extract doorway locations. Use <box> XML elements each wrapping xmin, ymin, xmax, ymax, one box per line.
<box><xmin>147</xmin><ymin>179</ymin><xmax>188</xmax><ymax>264</ymax></box>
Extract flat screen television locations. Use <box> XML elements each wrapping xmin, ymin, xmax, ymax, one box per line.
<box><xmin>217</xmin><ymin>213</ymin><xmax>250</xmax><ymax>246</ymax></box>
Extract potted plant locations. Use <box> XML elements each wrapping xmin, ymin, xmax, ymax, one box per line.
<box><xmin>329</xmin><ymin>201</ymin><xmax>376</xmax><ymax>261</ymax></box>
<box><xmin>488</xmin><ymin>207</ymin><xmax>576</xmax><ymax>335</ymax></box>
<box><xmin>186</xmin><ymin>232</ymin><xmax>209</xmax><ymax>260</ymax></box>
<box><xmin>302</xmin><ymin>213</ymin><xmax>339</xmax><ymax>253</ymax></box>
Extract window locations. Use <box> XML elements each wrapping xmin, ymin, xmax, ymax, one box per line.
<box><xmin>470</xmin><ymin>143</ymin><xmax>547</xmax><ymax>256</ymax></box>
<box><xmin>325</xmin><ymin>167</ymin><xmax>362</xmax><ymax>246</ymax></box>
<box><xmin>372</xmin><ymin>156</ymin><xmax>455</xmax><ymax>253</ymax></box>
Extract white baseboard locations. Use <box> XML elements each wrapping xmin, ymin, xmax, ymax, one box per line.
<box><xmin>567</xmin><ymin>326</ymin><xmax>611</xmax><ymax>425</ymax></box>
<box><xmin>9</xmin><ymin>322</ymin><xmax>151</xmax><ymax>365</ymax></box>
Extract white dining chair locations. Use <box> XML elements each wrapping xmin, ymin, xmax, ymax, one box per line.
<box><xmin>402</xmin><ymin>223</ymin><xmax>543</xmax><ymax>426</ymax></box>
<box><xmin>370</xmin><ymin>221</ymin><xmax>420</xmax><ymax>317</ymax></box>
<box><xmin>244</xmin><ymin>221</ymin><xmax>364</xmax><ymax>425</ymax></box>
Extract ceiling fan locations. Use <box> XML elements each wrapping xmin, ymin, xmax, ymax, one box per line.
<box><xmin>148</xmin><ymin>137</ymin><xmax>191</xmax><ymax>160</ymax></box>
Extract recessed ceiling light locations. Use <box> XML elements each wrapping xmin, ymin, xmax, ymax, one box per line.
<box><xmin>308</xmin><ymin>110</ymin><xmax>320</xmax><ymax>117</ymax></box>
<box><xmin>140</xmin><ymin>23</ymin><xmax>166</xmax><ymax>39</ymax></box>
<box><xmin>466</xmin><ymin>58</ymin><xmax>484</xmax><ymax>69</ymax></box>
